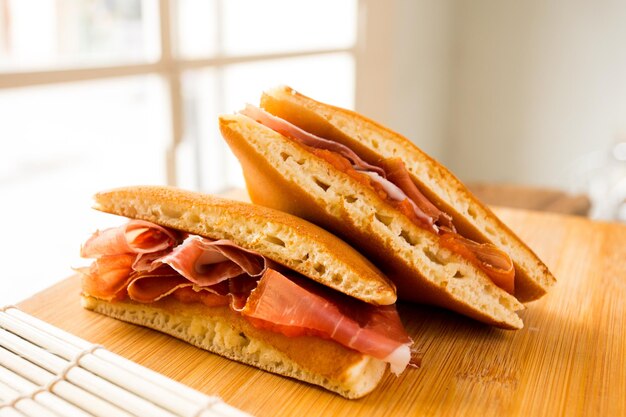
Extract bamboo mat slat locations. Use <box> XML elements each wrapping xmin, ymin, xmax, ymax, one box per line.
<box><xmin>0</xmin><ymin>306</ymin><xmax>251</xmax><ymax>417</ymax></box>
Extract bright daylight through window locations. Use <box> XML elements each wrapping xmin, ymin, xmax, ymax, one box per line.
<box><xmin>0</xmin><ymin>0</ymin><xmax>357</xmax><ymax>304</ymax></box>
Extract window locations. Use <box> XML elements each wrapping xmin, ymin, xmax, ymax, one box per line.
<box><xmin>0</xmin><ymin>0</ymin><xmax>358</xmax><ymax>304</ymax></box>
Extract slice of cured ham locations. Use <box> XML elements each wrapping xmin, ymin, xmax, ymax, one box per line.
<box><xmin>242</xmin><ymin>269</ymin><xmax>414</xmax><ymax>374</ymax></box>
<box><xmin>80</xmin><ymin>222</ymin><xmax>270</xmax><ymax>300</ymax></box>
<box><xmin>381</xmin><ymin>157</ymin><xmax>455</xmax><ymax>232</ymax></box>
<box><xmin>78</xmin><ymin>254</ymin><xmax>135</xmax><ymax>301</ymax></box>
<box><xmin>127</xmin><ymin>267</ymin><xmax>192</xmax><ymax>303</ymax></box>
<box><xmin>440</xmin><ymin>232</ymin><xmax>515</xmax><ymax>294</ymax></box>
<box><xmin>158</xmin><ymin>236</ymin><xmax>268</xmax><ymax>286</ymax></box>
<box><xmin>80</xmin><ymin>219</ymin><xmax>179</xmax><ymax>258</ymax></box>
<box><xmin>240</xmin><ymin>104</ymin><xmax>386</xmax><ymax>176</ymax></box>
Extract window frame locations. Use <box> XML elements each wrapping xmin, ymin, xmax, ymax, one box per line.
<box><xmin>0</xmin><ymin>0</ymin><xmax>358</xmax><ymax>186</ymax></box>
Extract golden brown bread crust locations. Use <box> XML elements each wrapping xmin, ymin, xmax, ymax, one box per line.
<box><xmin>219</xmin><ymin>115</ymin><xmax>523</xmax><ymax>329</ymax></box>
<box><xmin>92</xmin><ymin>186</ymin><xmax>396</xmax><ymax>305</ymax></box>
<box><xmin>81</xmin><ymin>295</ymin><xmax>387</xmax><ymax>399</ymax></box>
<box><xmin>260</xmin><ymin>85</ymin><xmax>556</xmax><ymax>302</ymax></box>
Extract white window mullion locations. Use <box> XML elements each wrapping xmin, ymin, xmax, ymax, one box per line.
<box><xmin>158</xmin><ymin>0</ymin><xmax>184</xmax><ymax>186</ymax></box>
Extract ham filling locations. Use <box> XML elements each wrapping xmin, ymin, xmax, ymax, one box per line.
<box><xmin>79</xmin><ymin>220</ymin><xmax>417</xmax><ymax>373</ymax></box>
<box><xmin>240</xmin><ymin>105</ymin><xmax>515</xmax><ymax>294</ymax></box>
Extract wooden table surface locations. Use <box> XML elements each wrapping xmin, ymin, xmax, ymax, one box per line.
<box><xmin>16</xmin><ymin>207</ymin><xmax>626</xmax><ymax>417</ymax></box>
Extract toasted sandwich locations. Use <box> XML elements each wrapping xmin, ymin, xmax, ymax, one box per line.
<box><xmin>78</xmin><ymin>186</ymin><xmax>417</xmax><ymax>399</ymax></box>
<box><xmin>219</xmin><ymin>86</ymin><xmax>557</xmax><ymax>330</ymax></box>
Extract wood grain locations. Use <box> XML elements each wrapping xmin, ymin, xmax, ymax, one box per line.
<box><xmin>17</xmin><ymin>207</ymin><xmax>625</xmax><ymax>417</ymax></box>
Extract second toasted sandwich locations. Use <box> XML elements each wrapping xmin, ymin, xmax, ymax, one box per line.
<box><xmin>219</xmin><ymin>86</ymin><xmax>556</xmax><ymax>330</ymax></box>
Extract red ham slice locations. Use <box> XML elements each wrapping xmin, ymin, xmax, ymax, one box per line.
<box><xmin>126</xmin><ymin>268</ymin><xmax>257</xmax><ymax>310</ymax></box>
<box><xmin>79</xmin><ymin>254</ymin><xmax>135</xmax><ymax>301</ymax></box>
<box><xmin>440</xmin><ymin>232</ymin><xmax>515</xmax><ymax>294</ymax></box>
<box><xmin>171</xmin><ymin>286</ymin><xmax>231</xmax><ymax>307</ymax></box>
<box><xmin>158</xmin><ymin>236</ymin><xmax>268</xmax><ymax>286</ymax></box>
<box><xmin>381</xmin><ymin>158</ymin><xmax>455</xmax><ymax>232</ymax></box>
<box><xmin>81</xmin><ymin>222</ymin><xmax>269</xmax><ymax>294</ymax></box>
<box><xmin>127</xmin><ymin>267</ymin><xmax>191</xmax><ymax>303</ymax></box>
<box><xmin>240</xmin><ymin>104</ymin><xmax>386</xmax><ymax>176</ymax></box>
<box><xmin>242</xmin><ymin>269</ymin><xmax>414</xmax><ymax>374</ymax></box>
<box><xmin>81</xmin><ymin>220</ymin><xmax>179</xmax><ymax>258</ymax></box>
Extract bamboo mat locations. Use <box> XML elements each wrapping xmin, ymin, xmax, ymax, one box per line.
<box><xmin>0</xmin><ymin>306</ymin><xmax>250</xmax><ymax>417</ymax></box>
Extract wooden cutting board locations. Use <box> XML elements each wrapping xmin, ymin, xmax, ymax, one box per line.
<box><xmin>17</xmin><ymin>207</ymin><xmax>626</xmax><ymax>417</ymax></box>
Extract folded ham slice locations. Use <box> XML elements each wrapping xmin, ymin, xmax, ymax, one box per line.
<box><xmin>80</xmin><ymin>221</ymin><xmax>415</xmax><ymax>373</ymax></box>
<box><xmin>127</xmin><ymin>267</ymin><xmax>193</xmax><ymax>303</ymax></box>
<box><xmin>243</xmin><ymin>269</ymin><xmax>414</xmax><ymax>374</ymax></box>
<box><xmin>240</xmin><ymin>104</ymin><xmax>386</xmax><ymax>176</ymax></box>
<box><xmin>440</xmin><ymin>232</ymin><xmax>515</xmax><ymax>294</ymax></box>
<box><xmin>381</xmin><ymin>158</ymin><xmax>455</xmax><ymax>231</ymax></box>
<box><xmin>159</xmin><ymin>236</ymin><xmax>268</xmax><ymax>286</ymax></box>
<box><xmin>78</xmin><ymin>254</ymin><xmax>135</xmax><ymax>301</ymax></box>
<box><xmin>81</xmin><ymin>220</ymin><xmax>179</xmax><ymax>258</ymax></box>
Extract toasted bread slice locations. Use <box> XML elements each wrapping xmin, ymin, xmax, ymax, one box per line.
<box><xmin>92</xmin><ymin>185</ymin><xmax>396</xmax><ymax>306</ymax></box>
<box><xmin>258</xmin><ymin>85</ymin><xmax>555</xmax><ymax>302</ymax></box>
<box><xmin>81</xmin><ymin>295</ymin><xmax>387</xmax><ymax>399</ymax></box>
<box><xmin>219</xmin><ymin>115</ymin><xmax>524</xmax><ymax>329</ymax></box>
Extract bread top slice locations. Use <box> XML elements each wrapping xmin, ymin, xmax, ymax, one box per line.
<box><xmin>219</xmin><ymin>115</ymin><xmax>524</xmax><ymax>329</ymax></box>
<box><xmin>92</xmin><ymin>185</ymin><xmax>397</xmax><ymax>305</ymax></box>
<box><xmin>259</xmin><ymin>85</ymin><xmax>556</xmax><ymax>302</ymax></box>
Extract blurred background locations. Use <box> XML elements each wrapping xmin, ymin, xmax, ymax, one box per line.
<box><xmin>1</xmin><ymin>0</ymin><xmax>625</xmax><ymax>303</ymax></box>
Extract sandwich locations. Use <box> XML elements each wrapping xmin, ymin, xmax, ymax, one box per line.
<box><xmin>219</xmin><ymin>86</ymin><xmax>557</xmax><ymax>330</ymax></box>
<box><xmin>78</xmin><ymin>186</ymin><xmax>417</xmax><ymax>399</ymax></box>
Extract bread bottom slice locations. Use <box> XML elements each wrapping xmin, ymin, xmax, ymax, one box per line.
<box><xmin>81</xmin><ymin>295</ymin><xmax>387</xmax><ymax>399</ymax></box>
